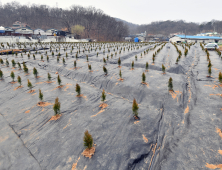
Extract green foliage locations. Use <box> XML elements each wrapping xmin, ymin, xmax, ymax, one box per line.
<box><xmin>119</xmin><ymin>69</ymin><xmax>122</xmax><ymax>78</ymax></box>
<box><xmin>17</xmin><ymin>76</ymin><xmax>21</xmax><ymax>86</ymax></box>
<box><xmin>86</xmin><ymin>55</ymin><xmax>88</xmax><ymax>62</ymax></box>
<box><xmin>162</xmin><ymin>64</ymin><xmax>165</xmax><ymax>73</ymax></box>
<box><xmin>0</xmin><ymin>69</ymin><xmax>3</xmax><ymax>79</ymax></box>
<box><xmin>10</xmin><ymin>71</ymin><xmax>15</xmax><ymax>81</ymax></box>
<box><xmin>74</xmin><ymin>60</ymin><xmax>77</xmax><ymax>68</ymax></box>
<box><xmin>131</xmin><ymin>61</ymin><xmax>134</xmax><ymax>69</ymax></box>
<box><xmin>146</xmin><ymin>62</ymin><xmax>148</xmax><ymax>70</ymax></box>
<box><xmin>66</xmin><ymin>52</ymin><xmax>68</xmax><ymax>58</ymax></box>
<box><xmin>83</xmin><ymin>130</ymin><xmax>93</xmax><ymax>149</ymax></box>
<box><xmin>219</xmin><ymin>72</ymin><xmax>222</xmax><ymax>83</ymax></box>
<box><xmin>208</xmin><ymin>60</ymin><xmax>212</xmax><ymax>68</ymax></box>
<box><xmin>47</xmin><ymin>55</ymin><xmax>49</xmax><ymax>62</ymax></box>
<box><xmin>101</xmin><ymin>89</ymin><xmax>106</xmax><ymax>102</ymax></box>
<box><xmin>118</xmin><ymin>57</ymin><xmax>121</xmax><ymax>66</ymax></box>
<box><xmin>39</xmin><ymin>89</ymin><xmax>43</xmax><ymax>101</ymax></box>
<box><xmin>0</xmin><ymin>58</ymin><xmax>3</xmax><ymax>64</ymax></box>
<box><xmin>132</xmin><ymin>98</ymin><xmax>139</xmax><ymax>117</ymax></box>
<box><xmin>168</xmin><ymin>77</ymin><xmax>173</xmax><ymax>91</ymax></box>
<box><xmin>103</xmin><ymin>66</ymin><xmax>108</xmax><ymax>75</ymax></box>
<box><xmin>53</xmin><ymin>97</ymin><xmax>61</xmax><ymax>115</ymax></box>
<box><xmin>41</xmin><ymin>55</ymin><xmax>43</xmax><ymax>60</ymax></box>
<box><xmin>135</xmin><ymin>55</ymin><xmax>137</xmax><ymax>61</ymax></box>
<box><xmin>6</xmin><ymin>59</ymin><xmax>9</xmax><ymax>67</ymax></box>
<box><xmin>142</xmin><ymin>72</ymin><xmax>146</xmax><ymax>82</ymax></box>
<box><xmin>48</xmin><ymin>73</ymin><xmax>51</xmax><ymax>81</ymax></box>
<box><xmin>23</xmin><ymin>62</ymin><xmax>28</xmax><ymax>73</ymax></box>
<box><xmin>57</xmin><ymin>75</ymin><xmax>62</xmax><ymax>86</ymax></box>
<box><xmin>57</xmin><ymin>56</ymin><xmax>59</xmax><ymax>62</ymax></box>
<box><xmin>11</xmin><ymin>59</ymin><xmax>16</xmax><ymax>67</ymax></box>
<box><xmin>88</xmin><ymin>64</ymin><xmax>91</xmax><ymax>71</ymax></box>
<box><xmin>76</xmin><ymin>83</ymin><xmax>81</xmax><ymax>96</ymax></box>
<box><xmin>33</xmin><ymin>67</ymin><xmax>38</xmax><ymax>78</ymax></box>
<box><xmin>63</xmin><ymin>58</ymin><xmax>65</xmax><ymax>64</ymax></box>
<box><xmin>208</xmin><ymin>67</ymin><xmax>211</xmax><ymax>76</ymax></box>
<box><xmin>103</xmin><ymin>57</ymin><xmax>106</xmax><ymax>64</ymax></box>
<box><xmin>27</xmin><ymin>79</ymin><xmax>33</xmax><ymax>90</ymax></box>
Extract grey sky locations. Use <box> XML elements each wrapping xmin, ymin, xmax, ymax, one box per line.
<box><xmin>1</xmin><ymin>0</ymin><xmax>222</xmax><ymax>25</ymax></box>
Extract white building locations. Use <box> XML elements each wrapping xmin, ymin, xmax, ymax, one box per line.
<box><xmin>170</xmin><ymin>35</ymin><xmax>222</xmax><ymax>43</ymax></box>
<box><xmin>34</xmin><ymin>29</ymin><xmax>46</xmax><ymax>35</ymax></box>
<box><xmin>15</xmin><ymin>27</ymin><xmax>33</xmax><ymax>34</ymax></box>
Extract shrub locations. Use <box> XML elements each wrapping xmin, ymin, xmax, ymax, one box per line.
<box><xmin>23</xmin><ymin>63</ymin><xmax>28</xmax><ymax>73</ymax></box>
<box><xmin>0</xmin><ymin>69</ymin><xmax>3</xmax><ymax>79</ymax></box>
<box><xmin>103</xmin><ymin>66</ymin><xmax>108</xmax><ymax>75</ymax></box>
<box><xmin>76</xmin><ymin>83</ymin><xmax>81</xmax><ymax>96</ymax></box>
<box><xmin>168</xmin><ymin>77</ymin><xmax>173</xmax><ymax>91</ymax></box>
<box><xmin>57</xmin><ymin>75</ymin><xmax>61</xmax><ymax>86</ymax></box>
<box><xmin>17</xmin><ymin>76</ymin><xmax>21</xmax><ymax>86</ymax></box>
<box><xmin>74</xmin><ymin>60</ymin><xmax>77</xmax><ymax>68</ymax></box>
<box><xmin>41</xmin><ymin>55</ymin><xmax>43</xmax><ymax>60</ymax></box>
<box><xmin>0</xmin><ymin>58</ymin><xmax>3</xmax><ymax>64</ymax></box>
<box><xmin>142</xmin><ymin>72</ymin><xmax>146</xmax><ymax>82</ymax></box>
<box><xmin>47</xmin><ymin>55</ymin><xmax>49</xmax><ymax>62</ymax></box>
<box><xmin>146</xmin><ymin>62</ymin><xmax>148</xmax><ymax>70</ymax></box>
<box><xmin>83</xmin><ymin>130</ymin><xmax>93</xmax><ymax>150</ymax></box>
<box><xmin>152</xmin><ymin>56</ymin><xmax>155</xmax><ymax>63</ymax></box>
<box><xmin>118</xmin><ymin>57</ymin><xmax>121</xmax><ymax>66</ymax></box>
<box><xmin>219</xmin><ymin>72</ymin><xmax>222</xmax><ymax>83</ymax></box>
<box><xmin>53</xmin><ymin>97</ymin><xmax>61</xmax><ymax>115</ymax></box>
<box><xmin>101</xmin><ymin>89</ymin><xmax>106</xmax><ymax>102</ymax></box>
<box><xmin>33</xmin><ymin>67</ymin><xmax>38</xmax><ymax>78</ymax></box>
<box><xmin>10</xmin><ymin>71</ymin><xmax>15</xmax><ymax>81</ymax></box>
<box><xmin>86</xmin><ymin>55</ymin><xmax>89</xmax><ymax>62</ymax></box>
<box><xmin>6</xmin><ymin>59</ymin><xmax>9</xmax><ymax>67</ymax></box>
<box><xmin>48</xmin><ymin>73</ymin><xmax>51</xmax><ymax>81</ymax></box>
<box><xmin>11</xmin><ymin>59</ymin><xmax>16</xmax><ymax>68</ymax></box>
<box><xmin>63</xmin><ymin>58</ymin><xmax>65</xmax><ymax>64</ymax></box>
<box><xmin>88</xmin><ymin>64</ymin><xmax>91</xmax><ymax>71</ymax></box>
<box><xmin>135</xmin><ymin>55</ymin><xmax>137</xmax><ymax>61</ymax></box>
<box><xmin>131</xmin><ymin>61</ymin><xmax>134</xmax><ymax>69</ymax></box>
<box><xmin>66</xmin><ymin>52</ymin><xmax>68</xmax><ymax>58</ymax></box>
<box><xmin>162</xmin><ymin>64</ymin><xmax>166</xmax><ymax>73</ymax></box>
<box><xmin>27</xmin><ymin>79</ymin><xmax>33</xmax><ymax>90</ymax></box>
<box><xmin>103</xmin><ymin>58</ymin><xmax>106</xmax><ymax>64</ymax></box>
<box><xmin>119</xmin><ymin>69</ymin><xmax>122</xmax><ymax>78</ymax></box>
<box><xmin>132</xmin><ymin>98</ymin><xmax>139</xmax><ymax>117</ymax></box>
<box><xmin>57</xmin><ymin>56</ymin><xmax>59</xmax><ymax>62</ymax></box>
<box><xmin>208</xmin><ymin>67</ymin><xmax>211</xmax><ymax>77</ymax></box>
<box><xmin>17</xmin><ymin>62</ymin><xmax>21</xmax><ymax>69</ymax></box>
<box><xmin>39</xmin><ymin>89</ymin><xmax>43</xmax><ymax>101</ymax></box>
<box><xmin>208</xmin><ymin>60</ymin><xmax>212</xmax><ymax>68</ymax></box>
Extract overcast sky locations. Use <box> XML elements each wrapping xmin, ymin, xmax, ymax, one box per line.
<box><xmin>1</xmin><ymin>0</ymin><xmax>222</xmax><ymax>25</ymax></box>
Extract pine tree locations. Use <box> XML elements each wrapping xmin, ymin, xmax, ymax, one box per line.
<box><xmin>0</xmin><ymin>58</ymin><xmax>3</xmax><ymax>64</ymax></box>
<box><xmin>57</xmin><ymin>75</ymin><xmax>61</xmax><ymax>86</ymax></box>
<box><xmin>146</xmin><ymin>62</ymin><xmax>148</xmax><ymax>71</ymax></box>
<box><xmin>17</xmin><ymin>76</ymin><xmax>21</xmax><ymax>86</ymax></box>
<box><xmin>135</xmin><ymin>55</ymin><xmax>137</xmax><ymax>61</ymax></box>
<box><xmin>11</xmin><ymin>59</ymin><xmax>16</xmax><ymax>68</ymax></box>
<box><xmin>10</xmin><ymin>71</ymin><xmax>15</xmax><ymax>81</ymax></box>
<box><xmin>17</xmin><ymin>62</ymin><xmax>21</xmax><ymax>70</ymax></box>
<box><xmin>168</xmin><ymin>77</ymin><xmax>173</xmax><ymax>91</ymax></box>
<box><xmin>118</xmin><ymin>57</ymin><xmax>121</xmax><ymax>67</ymax></box>
<box><xmin>131</xmin><ymin>61</ymin><xmax>134</xmax><ymax>69</ymax></box>
<box><xmin>83</xmin><ymin>130</ymin><xmax>93</xmax><ymax>150</ymax></box>
<box><xmin>6</xmin><ymin>59</ymin><xmax>9</xmax><ymax>67</ymax></box>
<box><xmin>103</xmin><ymin>58</ymin><xmax>106</xmax><ymax>64</ymax></box>
<box><xmin>48</xmin><ymin>73</ymin><xmax>51</xmax><ymax>81</ymax></box>
<box><xmin>76</xmin><ymin>83</ymin><xmax>81</xmax><ymax>96</ymax></box>
<box><xmin>103</xmin><ymin>66</ymin><xmax>108</xmax><ymax>75</ymax></box>
<box><xmin>162</xmin><ymin>64</ymin><xmax>166</xmax><ymax>73</ymax></box>
<box><xmin>132</xmin><ymin>98</ymin><xmax>139</xmax><ymax>117</ymax></box>
<box><xmin>57</xmin><ymin>56</ymin><xmax>59</xmax><ymax>62</ymax></box>
<box><xmin>88</xmin><ymin>64</ymin><xmax>92</xmax><ymax>71</ymax></box>
<box><xmin>53</xmin><ymin>97</ymin><xmax>61</xmax><ymax>115</ymax></box>
<box><xmin>119</xmin><ymin>69</ymin><xmax>122</xmax><ymax>78</ymax></box>
<box><xmin>101</xmin><ymin>89</ymin><xmax>106</xmax><ymax>102</ymax></box>
<box><xmin>219</xmin><ymin>72</ymin><xmax>222</xmax><ymax>83</ymax></box>
<box><xmin>74</xmin><ymin>60</ymin><xmax>76</xmax><ymax>68</ymax></box>
<box><xmin>27</xmin><ymin>79</ymin><xmax>33</xmax><ymax>90</ymax></box>
<box><xmin>208</xmin><ymin>60</ymin><xmax>212</xmax><ymax>68</ymax></box>
<box><xmin>208</xmin><ymin>67</ymin><xmax>212</xmax><ymax>77</ymax></box>
<box><xmin>142</xmin><ymin>72</ymin><xmax>146</xmax><ymax>83</ymax></box>
<box><xmin>63</xmin><ymin>58</ymin><xmax>65</xmax><ymax>64</ymax></box>
<box><xmin>33</xmin><ymin>67</ymin><xmax>38</xmax><ymax>78</ymax></box>
<box><xmin>86</xmin><ymin>55</ymin><xmax>89</xmax><ymax>62</ymax></box>
<box><xmin>0</xmin><ymin>69</ymin><xmax>3</xmax><ymax>79</ymax></box>
<box><xmin>39</xmin><ymin>89</ymin><xmax>43</xmax><ymax>101</ymax></box>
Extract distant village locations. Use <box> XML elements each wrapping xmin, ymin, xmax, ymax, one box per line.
<box><xmin>1</xmin><ymin>21</ymin><xmax>222</xmax><ymax>44</ymax></box>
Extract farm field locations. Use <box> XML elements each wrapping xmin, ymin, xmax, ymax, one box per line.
<box><xmin>0</xmin><ymin>42</ymin><xmax>222</xmax><ymax>170</ymax></box>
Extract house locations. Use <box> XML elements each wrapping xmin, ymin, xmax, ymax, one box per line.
<box><xmin>169</xmin><ymin>35</ymin><xmax>222</xmax><ymax>43</ymax></box>
<box><xmin>11</xmin><ymin>21</ymin><xmax>31</xmax><ymax>30</ymax></box>
<box><xmin>34</xmin><ymin>29</ymin><xmax>46</xmax><ymax>35</ymax></box>
<box><xmin>45</xmin><ymin>29</ymin><xmax>58</xmax><ymax>36</ymax></box>
<box><xmin>14</xmin><ymin>27</ymin><xmax>33</xmax><ymax>34</ymax></box>
<box><xmin>0</xmin><ymin>26</ymin><xmax>5</xmax><ymax>33</ymax></box>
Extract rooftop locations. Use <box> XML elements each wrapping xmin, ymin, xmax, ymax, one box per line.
<box><xmin>176</xmin><ymin>35</ymin><xmax>222</xmax><ymax>40</ymax></box>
